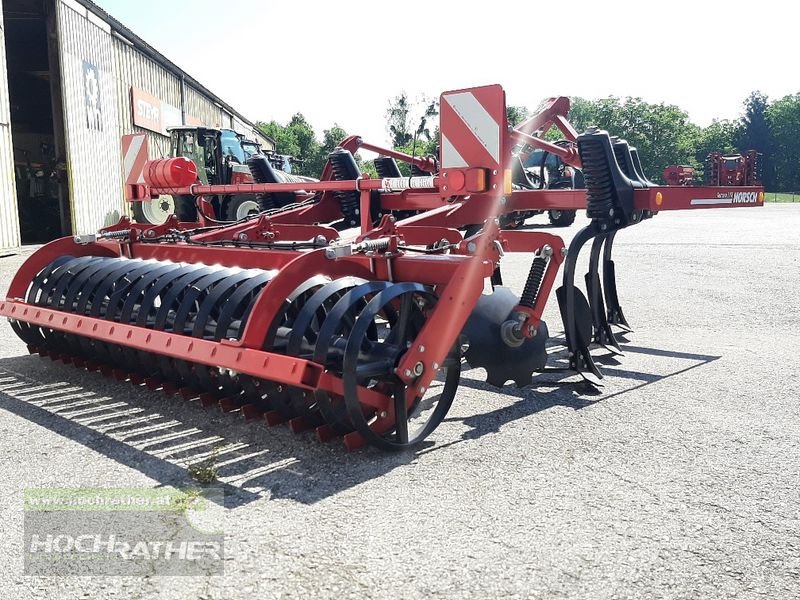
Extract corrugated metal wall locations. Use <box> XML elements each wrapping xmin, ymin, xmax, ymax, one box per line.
<box><xmin>112</xmin><ymin>36</ymin><xmax>181</xmax><ymax>217</ymax></box>
<box><xmin>185</xmin><ymin>84</ymin><xmax>223</xmax><ymax>129</ymax></box>
<box><xmin>56</xmin><ymin>0</ymin><xmax>124</xmax><ymax>235</ymax></box>
<box><xmin>0</xmin><ymin>1</ymin><xmax>21</xmax><ymax>249</ymax></box>
<box><xmin>113</xmin><ymin>37</ymin><xmax>180</xmax><ymax>160</ymax></box>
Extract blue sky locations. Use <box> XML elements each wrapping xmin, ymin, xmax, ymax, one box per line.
<box><xmin>94</xmin><ymin>0</ymin><xmax>794</xmax><ymax>147</ymax></box>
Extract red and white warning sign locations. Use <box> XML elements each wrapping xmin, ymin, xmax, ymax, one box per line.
<box><xmin>440</xmin><ymin>84</ymin><xmax>505</xmax><ymax>174</ymax></box>
<box><xmin>122</xmin><ymin>133</ymin><xmax>148</xmax><ymax>186</ymax></box>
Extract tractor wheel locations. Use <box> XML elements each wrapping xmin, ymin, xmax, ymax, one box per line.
<box><xmin>223</xmin><ymin>195</ymin><xmax>263</xmax><ymax>221</ymax></box>
<box><xmin>131</xmin><ymin>195</ymin><xmax>196</xmax><ymax>224</ymax></box>
<box><xmin>548</xmin><ymin>209</ymin><xmax>576</xmax><ymax>227</ymax></box>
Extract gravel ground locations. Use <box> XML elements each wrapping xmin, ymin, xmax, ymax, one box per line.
<box><xmin>0</xmin><ymin>203</ymin><xmax>798</xmax><ymax>599</ymax></box>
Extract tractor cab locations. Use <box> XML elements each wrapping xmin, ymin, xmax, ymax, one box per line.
<box><xmin>240</xmin><ymin>139</ymin><xmax>262</xmax><ymax>161</ymax></box>
<box><xmin>523</xmin><ymin>146</ymin><xmax>584</xmax><ymax>190</ymax></box>
<box><xmin>170</xmin><ymin>126</ymin><xmax>217</xmax><ymax>185</ymax></box>
<box><xmin>169</xmin><ymin>126</ymin><xmax>250</xmax><ymax>186</ymax></box>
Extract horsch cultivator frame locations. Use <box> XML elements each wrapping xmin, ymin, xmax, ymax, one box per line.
<box><xmin>0</xmin><ymin>85</ymin><xmax>763</xmax><ymax>451</ymax></box>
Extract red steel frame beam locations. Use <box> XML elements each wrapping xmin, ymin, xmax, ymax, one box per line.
<box><xmin>384</xmin><ymin>184</ymin><xmax>764</xmax><ymax>231</ymax></box>
<box><xmin>0</xmin><ymin>300</ymin><xmax>391</xmax><ymax>411</ymax></box>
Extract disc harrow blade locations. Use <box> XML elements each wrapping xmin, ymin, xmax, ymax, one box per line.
<box><xmin>462</xmin><ymin>286</ymin><xmax>549</xmax><ymax>388</ymax></box>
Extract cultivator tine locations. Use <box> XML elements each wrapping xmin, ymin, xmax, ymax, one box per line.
<box><xmin>602</xmin><ymin>231</ymin><xmax>632</xmax><ymax>332</ymax></box>
<box><xmin>555</xmin><ymin>127</ymin><xmax>647</xmax><ymax>384</ymax></box>
<box><xmin>584</xmin><ymin>234</ymin><xmax>622</xmax><ymax>354</ymax></box>
<box><xmin>557</xmin><ymin>225</ymin><xmax>603</xmax><ymax>385</ymax></box>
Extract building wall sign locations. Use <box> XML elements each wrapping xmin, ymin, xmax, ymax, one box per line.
<box><xmin>83</xmin><ymin>60</ymin><xmax>103</xmax><ymax>130</ymax></box>
<box><xmin>130</xmin><ymin>86</ymin><xmax>200</xmax><ymax>136</ymax></box>
<box><xmin>131</xmin><ymin>87</ymin><xmax>161</xmax><ymax>132</ymax></box>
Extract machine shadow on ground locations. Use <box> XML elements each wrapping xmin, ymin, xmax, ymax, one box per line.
<box><xmin>0</xmin><ymin>338</ymin><xmax>720</xmax><ymax>507</ymax></box>
<box><xmin>0</xmin><ymin>354</ymin><xmax>421</xmax><ymax>508</ymax></box>
<box><xmin>431</xmin><ymin>339</ymin><xmax>721</xmax><ymax>452</ymax></box>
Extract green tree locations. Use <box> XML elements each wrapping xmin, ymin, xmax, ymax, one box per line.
<box><xmin>303</xmin><ymin>124</ymin><xmax>348</xmax><ymax>176</ymax></box>
<box><xmin>256</xmin><ymin>119</ymin><xmax>300</xmax><ymax>158</ymax></box>
<box><xmin>386</xmin><ymin>93</ymin><xmax>439</xmax><ymax>148</ymax></box>
<box><xmin>564</xmin><ymin>97</ymin><xmax>596</xmax><ymax>132</ymax></box>
<box><xmin>692</xmin><ymin>119</ymin><xmax>741</xmax><ymax>180</ymax></box>
<box><xmin>256</xmin><ymin>114</ymin><xmax>320</xmax><ymax>177</ymax></box>
<box><xmin>386</xmin><ymin>93</ymin><xmax>413</xmax><ymax>147</ymax></box>
<box><xmin>558</xmin><ymin>96</ymin><xmax>699</xmax><ymax>181</ymax></box>
<box><xmin>506</xmin><ymin>105</ymin><xmax>530</xmax><ymax>127</ymax></box>
<box><xmin>738</xmin><ymin>91</ymin><xmax>773</xmax><ymax>188</ymax></box>
<box><xmin>767</xmin><ymin>93</ymin><xmax>800</xmax><ymax>191</ymax></box>
<box><xmin>286</xmin><ymin>113</ymin><xmax>318</xmax><ymax>174</ymax></box>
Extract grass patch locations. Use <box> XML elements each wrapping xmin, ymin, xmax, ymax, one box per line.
<box><xmin>764</xmin><ymin>192</ymin><xmax>799</xmax><ymax>202</ymax></box>
<box><xmin>187</xmin><ymin>446</ymin><xmax>224</xmax><ymax>484</ymax></box>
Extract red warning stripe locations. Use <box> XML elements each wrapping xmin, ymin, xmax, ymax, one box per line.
<box><xmin>122</xmin><ymin>133</ymin><xmax>149</xmax><ymax>186</ymax></box>
<box><xmin>440</xmin><ymin>85</ymin><xmax>505</xmax><ymax>172</ymax></box>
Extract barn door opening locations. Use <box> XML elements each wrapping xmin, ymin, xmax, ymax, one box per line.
<box><xmin>3</xmin><ymin>0</ymin><xmax>70</xmax><ymax>243</ymax></box>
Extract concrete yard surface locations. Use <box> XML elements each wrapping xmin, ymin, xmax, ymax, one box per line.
<box><xmin>0</xmin><ymin>204</ymin><xmax>798</xmax><ymax>599</ymax></box>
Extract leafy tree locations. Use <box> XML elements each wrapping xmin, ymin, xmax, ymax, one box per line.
<box><xmin>767</xmin><ymin>93</ymin><xmax>800</xmax><ymax>191</ymax></box>
<box><xmin>286</xmin><ymin>113</ymin><xmax>318</xmax><ymax>172</ymax></box>
<box><xmin>564</xmin><ymin>97</ymin><xmax>596</xmax><ymax>132</ymax></box>
<box><xmin>692</xmin><ymin>119</ymin><xmax>741</xmax><ymax>180</ymax></box>
<box><xmin>738</xmin><ymin>91</ymin><xmax>773</xmax><ymax>188</ymax></box>
<box><xmin>506</xmin><ymin>105</ymin><xmax>530</xmax><ymax>127</ymax></box>
<box><xmin>561</xmin><ymin>96</ymin><xmax>699</xmax><ymax>181</ymax></box>
<box><xmin>386</xmin><ymin>93</ymin><xmax>413</xmax><ymax>147</ymax></box>
<box><xmin>386</xmin><ymin>93</ymin><xmax>439</xmax><ymax>148</ymax></box>
<box><xmin>256</xmin><ymin>119</ymin><xmax>301</xmax><ymax>158</ymax></box>
<box><xmin>695</xmin><ymin>120</ymin><xmax>740</xmax><ymax>158</ymax></box>
<box><xmin>414</xmin><ymin>100</ymin><xmax>439</xmax><ymax>144</ymax></box>
<box><xmin>303</xmin><ymin>124</ymin><xmax>348</xmax><ymax>176</ymax></box>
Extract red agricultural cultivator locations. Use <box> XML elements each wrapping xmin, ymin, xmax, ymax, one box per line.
<box><xmin>0</xmin><ymin>85</ymin><xmax>764</xmax><ymax>451</ymax></box>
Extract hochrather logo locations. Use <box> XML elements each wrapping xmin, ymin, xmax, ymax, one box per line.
<box><xmin>24</xmin><ymin>488</ymin><xmax>224</xmax><ymax>576</ymax></box>
<box><xmin>29</xmin><ymin>534</ymin><xmax>222</xmax><ymax>561</ymax></box>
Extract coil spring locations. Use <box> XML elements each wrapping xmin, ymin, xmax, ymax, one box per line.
<box><xmin>578</xmin><ymin>138</ymin><xmax>615</xmax><ymax>221</ymax></box>
<box><xmin>356</xmin><ymin>238</ymin><xmax>390</xmax><ymax>253</ymax></box>
<box><xmin>374</xmin><ymin>157</ymin><xmax>402</xmax><ymax>179</ymax></box>
<box><xmin>99</xmin><ymin>230</ymin><xmax>131</xmax><ymax>240</ymax></box>
<box><xmin>519</xmin><ymin>256</ymin><xmax>547</xmax><ymax>308</ymax></box>
<box><xmin>329</xmin><ymin>149</ymin><xmax>361</xmax><ymax>227</ymax></box>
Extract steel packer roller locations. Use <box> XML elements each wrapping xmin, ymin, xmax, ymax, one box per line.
<box><xmin>0</xmin><ymin>84</ymin><xmax>764</xmax><ymax>450</ymax></box>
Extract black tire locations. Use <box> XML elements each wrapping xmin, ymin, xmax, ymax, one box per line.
<box><xmin>174</xmin><ymin>195</ymin><xmax>198</xmax><ymax>222</ymax></box>
<box><xmin>548</xmin><ymin>209</ymin><xmax>576</xmax><ymax>227</ymax></box>
<box><xmin>223</xmin><ymin>195</ymin><xmax>263</xmax><ymax>221</ymax></box>
<box><xmin>131</xmin><ymin>194</ymin><xmax>196</xmax><ymax>224</ymax></box>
